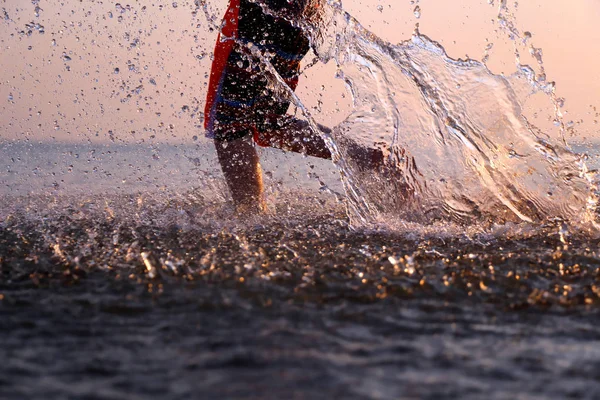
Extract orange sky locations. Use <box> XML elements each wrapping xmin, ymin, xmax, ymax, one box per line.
<box><xmin>0</xmin><ymin>0</ymin><xmax>598</xmax><ymax>144</ymax></box>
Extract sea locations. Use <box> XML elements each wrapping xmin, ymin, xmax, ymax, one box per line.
<box><xmin>2</xmin><ymin>1</ymin><xmax>600</xmax><ymax>399</ymax></box>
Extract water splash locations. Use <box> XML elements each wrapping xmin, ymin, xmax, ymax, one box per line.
<box><xmin>290</xmin><ymin>1</ymin><xmax>598</xmax><ymax>228</ymax></box>
<box><xmin>196</xmin><ymin>1</ymin><xmax>598</xmax><ymax>228</ymax></box>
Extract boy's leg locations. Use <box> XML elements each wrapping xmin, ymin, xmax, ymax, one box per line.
<box><xmin>255</xmin><ymin>116</ymin><xmax>385</xmax><ymax>171</ymax></box>
<box><xmin>213</xmin><ymin>116</ymin><xmax>386</xmax><ymax>214</ymax></box>
<box><xmin>215</xmin><ymin>136</ymin><xmax>265</xmax><ymax>213</ymax></box>
<box><xmin>254</xmin><ymin>116</ymin><xmax>332</xmax><ymax>160</ymax></box>
<box><xmin>214</xmin><ymin>134</ymin><xmax>265</xmax><ymax>213</ymax></box>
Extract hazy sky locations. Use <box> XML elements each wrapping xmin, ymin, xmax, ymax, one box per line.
<box><xmin>1</xmin><ymin>0</ymin><xmax>598</xmax><ymax>144</ymax></box>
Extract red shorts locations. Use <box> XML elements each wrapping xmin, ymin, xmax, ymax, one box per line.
<box><xmin>204</xmin><ymin>0</ymin><xmax>310</xmax><ymax>142</ymax></box>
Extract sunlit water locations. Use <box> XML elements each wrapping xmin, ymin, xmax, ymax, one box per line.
<box><xmin>275</xmin><ymin>1</ymin><xmax>599</xmax><ymax>227</ymax></box>
<box><xmin>3</xmin><ymin>186</ymin><xmax>600</xmax><ymax>399</ymax></box>
<box><xmin>2</xmin><ymin>1</ymin><xmax>600</xmax><ymax>399</ymax></box>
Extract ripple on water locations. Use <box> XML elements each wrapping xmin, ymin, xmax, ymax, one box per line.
<box><xmin>1</xmin><ymin>192</ymin><xmax>600</xmax><ymax>398</ymax></box>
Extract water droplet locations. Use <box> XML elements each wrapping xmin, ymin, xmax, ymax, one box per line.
<box><xmin>529</xmin><ymin>46</ymin><xmax>544</xmax><ymax>65</ymax></box>
<box><xmin>413</xmin><ymin>5</ymin><xmax>421</xmax><ymax>18</ymax></box>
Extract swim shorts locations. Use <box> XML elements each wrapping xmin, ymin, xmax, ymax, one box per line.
<box><xmin>204</xmin><ymin>0</ymin><xmax>311</xmax><ymax>142</ymax></box>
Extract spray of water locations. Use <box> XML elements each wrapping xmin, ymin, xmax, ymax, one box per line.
<box><xmin>237</xmin><ymin>0</ymin><xmax>598</xmax><ymax>229</ymax></box>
